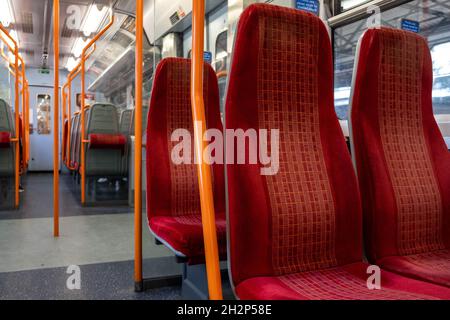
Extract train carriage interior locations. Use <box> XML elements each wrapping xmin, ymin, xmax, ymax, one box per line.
<box><xmin>0</xmin><ymin>0</ymin><xmax>449</xmax><ymax>303</ymax></box>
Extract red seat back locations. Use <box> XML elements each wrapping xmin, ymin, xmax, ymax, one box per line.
<box><xmin>350</xmin><ymin>28</ymin><xmax>450</xmax><ymax>261</ymax></box>
<box><xmin>225</xmin><ymin>4</ymin><xmax>362</xmax><ymax>286</ymax></box>
<box><xmin>0</xmin><ymin>131</ymin><xmax>11</xmax><ymax>148</ymax></box>
<box><xmin>146</xmin><ymin>58</ymin><xmax>225</xmax><ymax>220</ymax></box>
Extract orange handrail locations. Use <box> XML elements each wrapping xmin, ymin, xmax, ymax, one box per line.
<box><xmin>0</xmin><ymin>44</ymin><xmax>22</xmax><ymax>82</ymax></box>
<box><xmin>53</xmin><ymin>0</ymin><xmax>60</xmax><ymax>236</ymax></box>
<box><xmin>0</xmin><ymin>25</ymin><xmax>20</xmax><ymax>208</ymax></box>
<box><xmin>216</xmin><ymin>70</ymin><xmax>227</xmax><ymax>79</ymax></box>
<box><xmin>80</xmin><ymin>11</ymin><xmax>115</xmax><ymax>204</ymax></box>
<box><xmin>134</xmin><ymin>0</ymin><xmax>144</xmax><ymax>291</ymax></box>
<box><xmin>191</xmin><ymin>0</ymin><xmax>223</xmax><ymax>299</ymax></box>
<box><xmin>20</xmin><ymin>58</ymin><xmax>27</xmax><ymax>171</ymax></box>
<box><xmin>25</xmin><ymin>80</ymin><xmax>30</xmax><ymax>164</ymax></box>
<box><xmin>62</xmin><ymin>45</ymin><xmax>96</xmax><ymax>170</ymax></box>
<box><xmin>1</xmin><ymin>40</ymin><xmax>30</xmax><ymax>170</ymax></box>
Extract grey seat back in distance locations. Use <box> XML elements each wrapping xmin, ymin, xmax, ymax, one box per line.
<box><xmin>119</xmin><ymin>109</ymin><xmax>133</xmax><ymax>176</ymax></box>
<box><xmin>85</xmin><ymin>103</ymin><xmax>122</xmax><ymax>176</ymax></box>
<box><xmin>69</xmin><ymin>114</ymin><xmax>79</xmax><ymax>169</ymax></box>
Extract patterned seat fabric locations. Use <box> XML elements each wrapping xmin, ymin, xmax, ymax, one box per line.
<box><xmin>146</xmin><ymin>58</ymin><xmax>226</xmax><ymax>264</ymax></box>
<box><xmin>350</xmin><ymin>28</ymin><xmax>450</xmax><ymax>288</ymax></box>
<box><xmin>225</xmin><ymin>4</ymin><xmax>450</xmax><ymax>300</ymax></box>
<box><xmin>236</xmin><ymin>262</ymin><xmax>450</xmax><ymax>300</ymax></box>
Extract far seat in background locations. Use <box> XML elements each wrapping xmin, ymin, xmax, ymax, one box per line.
<box><xmin>0</xmin><ymin>99</ymin><xmax>16</xmax><ymax>208</ymax></box>
<box><xmin>0</xmin><ymin>99</ymin><xmax>15</xmax><ymax>177</ymax></box>
<box><xmin>84</xmin><ymin>103</ymin><xmax>126</xmax><ymax>177</ymax></box>
<box><xmin>119</xmin><ymin>109</ymin><xmax>133</xmax><ymax>176</ymax></box>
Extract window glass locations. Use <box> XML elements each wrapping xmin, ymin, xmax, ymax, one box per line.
<box><xmin>0</xmin><ymin>52</ymin><xmax>11</xmax><ymax>105</ymax></box>
<box><xmin>340</xmin><ymin>0</ymin><xmax>371</xmax><ymax>11</ymax></box>
<box><xmin>36</xmin><ymin>94</ymin><xmax>51</xmax><ymax>135</ymax></box>
<box><xmin>215</xmin><ymin>30</ymin><xmax>228</xmax><ymax>115</ymax></box>
<box><xmin>334</xmin><ymin>0</ymin><xmax>450</xmax><ymax>119</ymax></box>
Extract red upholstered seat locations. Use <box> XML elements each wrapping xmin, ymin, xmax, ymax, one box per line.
<box><xmin>237</xmin><ymin>262</ymin><xmax>450</xmax><ymax>300</ymax></box>
<box><xmin>150</xmin><ymin>214</ymin><xmax>227</xmax><ymax>264</ymax></box>
<box><xmin>88</xmin><ymin>133</ymin><xmax>126</xmax><ymax>150</ymax></box>
<box><xmin>350</xmin><ymin>28</ymin><xmax>450</xmax><ymax>288</ymax></box>
<box><xmin>225</xmin><ymin>4</ymin><xmax>450</xmax><ymax>300</ymax></box>
<box><xmin>146</xmin><ymin>58</ymin><xmax>226</xmax><ymax>264</ymax></box>
<box><xmin>0</xmin><ymin>131</ymin><xmax>11</xmax><ymax>148</ymax></box>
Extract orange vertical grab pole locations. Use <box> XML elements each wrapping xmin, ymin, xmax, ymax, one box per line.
<box><xmin>63</xmin><ymin>44</ymin><xmax>95</xmax><ymax>169</ymax></box>
<box><xmin>53</xmin><ymin>0</ymin><xmax>60</xmax><ymax>236</ymax></box>
<box><xmin>134</xmin><ymin>0</ymin><xmax>143</xmax><ymax>291</ymax></box>
<box><xmin>191</xmin><ymin>0</ymin><xmax>223</xmax><ymax>299</ymax></box>
<box><xmin>62</xmin><ymin>85</ymin><xmax>66</xmax><ymax>164</ymax></box>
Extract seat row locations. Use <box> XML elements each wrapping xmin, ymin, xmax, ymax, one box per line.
<box><xmin>0</xmin><ymin>99</ymin><xmax>26</xmax><ymax>176</ymax></box>
<box><xmin>64</xmin><ymin>103</ymin><xmax>127</xmax><ymax>178</ymax></box>
<box><xmin>0</xmin><ymin>99</ymin><xmax>15</xmax><ymax>177</ymax></box>
<box><xmin>145</xmin><ymin>4</ymin><xmax>450</xmax><ymax>300</ymax></box>
<box><xmin>63</xmin><ymin>103</ymin><xmax>150</xmax><ymax>179</ymax></box>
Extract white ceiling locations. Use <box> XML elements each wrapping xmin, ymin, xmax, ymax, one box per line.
<box><xmin>7</xmin><ymin>0</ymin><xmax>118</xmax><ymax>69</ymax></box>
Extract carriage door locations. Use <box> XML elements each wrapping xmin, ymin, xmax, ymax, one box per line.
<box><xmin>28</xmin><ymin>86</ymin><xmax>60</xmax><ymax>171</ymax></box>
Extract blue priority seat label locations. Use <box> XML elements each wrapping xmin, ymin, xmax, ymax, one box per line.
<box><xmin>204</xmin><ymin>51</ymin><xmax>213</xmax><ymax>64</ymax></box>
<box><xmin>401</xmin><ymin>19</ymin><xmax>420</xmax><ymax>33</ymax></box>
<box><xmin>296</xmin><ymin>0</ymin><xmax>320</xmax><ymax>16</ymax></box>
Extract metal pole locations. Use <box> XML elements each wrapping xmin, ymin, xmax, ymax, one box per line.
<box><xmin>134</xmin><ymin>0</ymin><xmax>144</xmax><ymax>292</ymax></box>
<box><xmin>53</xmin><ymin>0</ymin><xmax>60</xmax><ymax>236</ymax></box>
<box><xmin>191</xmin><ymin>0</ymin><xmax>223</xmax><ymax>300</ymax></box>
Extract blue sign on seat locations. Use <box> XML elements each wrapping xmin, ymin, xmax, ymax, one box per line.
<box><xmin>401</xmin><ymin>19</ymin><xmax>420</xmax><ymax>33</ymax></box>
<box><xmin>296</xmin><ymin>0</ymin><xmax>320</xmax><ymax>16</ymax></box>
<box><xmin>204</xmin><ymin>51</ymin><xmax>212</xmax><ymax>64</ymax></box>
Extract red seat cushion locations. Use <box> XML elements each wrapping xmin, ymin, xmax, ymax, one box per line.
<box><xmin>146</xmin><ymin>58</ymin><xmax>225</xmax><ymax>264</ymax></box>
<box><xmin>236</xmin><ymin>262</ymin><xmax>450</xmax><ymax>300</ymax></box>
<box><xmin>351</xmin><ymin>28</ymin><xmax>450</xmax><ymax>287</ymax></box>
<box><xmin>88</xmin><ymin>133</ymin><xmax>126</xmax><ymax>150</ymax></box>
<box><xmin>378</xmin><ymin>250</ymin><xmax>450</xmax><ymax>288</ymax></box>
<box><xmin>150</xmin><ymin>214</ymin><xmax>227</xmax><ymax>264</ymax></box>
<box><xmin>0</xmin><ymin>131</ymin><xmax>11</xmax><ymax>148</ymax></box>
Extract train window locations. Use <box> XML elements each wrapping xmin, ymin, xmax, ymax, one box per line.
<box><xmin>338</xmin><ymin>0</ymin><xmax>372</xmax><ymax>12</ymax></box>
<box><xmin>0</xmin><ymin>52</ymin><xmax>11</xmax><ymax>105</ymax></box>
<box><xmin>36</xmin><ymin>94</ymin><xmax>51</xmax><ymax>135</ymax></box>
<box><xmin>215</xmin><ymin>30</ymin><xmax>227</xmax><ymax>115</ymax></box>
<box><xmin>214</xmin><ymin>30</ymin><xmax>227</xmax><ymax>73</ymax></box>
<box><xmin>333</xmin><ymin>0</ymin><xmax>450</xmax><ymax>119</ymax></box>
